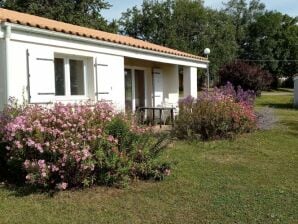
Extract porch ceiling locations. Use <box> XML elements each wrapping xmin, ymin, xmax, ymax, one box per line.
<box><xmin>125</xmin><ymin>57</ymin><xmax>170</xmax><ymax>68</ymax></box>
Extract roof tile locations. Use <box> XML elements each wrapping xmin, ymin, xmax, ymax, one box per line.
<box><xmin>0</xmin><ymin>8</ymin><xmax>207</xmax><ymax>61</ymax></box>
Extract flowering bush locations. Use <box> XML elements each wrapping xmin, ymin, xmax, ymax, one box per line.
<box><xmin>218</xmin><ymin>61</ymin><xmax>273</xmax><ymax>95</ymax></box>
<box><xmin>0</xmin><ymin>100</ymin><xmax>170</xmax><ymax>190</ymax></box>
<box><xmin>174</xmin><ymin>83</ymin><xmax>257</xmax><ymax>140</ymax></box>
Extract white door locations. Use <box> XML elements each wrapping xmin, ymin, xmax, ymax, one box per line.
<box><xmin>153</xmin><ymin>68</ymin><xmax>163</xmax><ymax>107</ymax></box>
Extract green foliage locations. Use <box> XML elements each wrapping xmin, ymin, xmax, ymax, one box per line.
<box><xmin>174</xmin><ymin>99</ymin><xmax>256</xmax><ymax>140</ymax></box>
<box><xmin>224</xmin><ymin>0</ymin><xmax>265</xmax><ymax>48</ymax></box>
<box><xmin>0</xmin><ymin>0</ymin><xmax>118</xmax><ymax>32</ymax></box>
<box><xmin>105</xmin><ymin>115</ymin><xmax>136</xmax><ymax>153</ymax></box>
<box><xmin>119</xmin><ymin>0</ymin><xmax>237</xmax><ymax>78</ymax></box>
<box><xmin>105</xmin><ymin>115</ymin><xmax>171</xmax><ymax>183</ymax></box>
<box><xmin>0</xmin><ymin>143</ymin><xmax>7</xmax><ymax>182</ymax></box>
<box><xmin>0</xmin><ymin>102</ymin><xmax>171</xmax><ymax>190</ymax></box>
<box><xmin>242</xmin><ymin>12</ymin><xmax>298</xmax><ymax>79</ymax></box>
<box><xmin>0</xmin><ymin>94</ymin><xmax>297</xmax><ymax>223</ymax></box>
<box><xmin>120</xmin><ymin>0</ymin><xmax>297</xmax><ymax>83</ymax></box>
<box><xmin>218</xmin><ymin>61</ymin><xmax>273</xmax><ymax>94</ymax></box>
<box><xmin>281</xmin><ymin>77</ymin><xmax>294</xmax><ymax>88</ymax></box>
<box><xmin>174</xmin><ymin>86</ymin><xmax>257</xmax><ymax>140</ymax></box>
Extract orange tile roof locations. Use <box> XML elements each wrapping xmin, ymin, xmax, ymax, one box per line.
<box><xmin>0</xmin><ymin>8</ymin><xmax>207</xmax><ymax>62</ymax></box>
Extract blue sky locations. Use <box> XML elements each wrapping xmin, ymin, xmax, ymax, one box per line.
<box><xmin>102</xmin><ymin>0</ymin><xmax>298</xmax><ymax>21</ymax></box>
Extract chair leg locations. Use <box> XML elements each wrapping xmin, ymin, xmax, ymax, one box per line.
<box><xmin>159</xmin><ymin>109</ymin><xmax>162</xmax><ymax>128</ymax></box>
<box><xmin>171</xmin><ymin>109</ymin><xmax>174</xmax><ymax>127</ymax></box>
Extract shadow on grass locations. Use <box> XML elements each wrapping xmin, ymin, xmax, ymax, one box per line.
<box><xmin>267</xmin><ymin>88</ymin><xmax>294</xmax><ymax>93</ymax></box>
<box><xmin>258</xmin><ymin>102</ymin><xmax>295</xmax><ymax>109</ymax></box>
<box><xmin>1</xmin><ymin>183</ymin><xmax>56</xmax><ymax>197</ymax></box>
<box><xmin>281</xmin><ymin>120</ymin><xmax>298</xmax><ymax>137</ymax></box>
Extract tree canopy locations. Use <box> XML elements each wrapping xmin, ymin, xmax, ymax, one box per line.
<box><xmin>1</xmin><ymin>0</ymin><xmax>297</xmax><ymax>83</ymax></box>
<box><xmin>242</xmin><ymin>12</ymin><xmax>298</xmax><ymax>78</ymax></box>
<box><xmin>119</xmin><ymin>0</ymin><xmax>237</xmax><ymax>80</ymax></box>
<box><xmin>0</xmin><ymin>0</ymin><xmax>118</xmax><ymax>32</ymax></box>
<box><xmin>119</xmin><ymin>0</ymin><xmax>298</xmax><ymax>83</ymax></box>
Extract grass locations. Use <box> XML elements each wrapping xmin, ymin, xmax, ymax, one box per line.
<box><xmin>0</xmin><ymin>93</ymin><xmax>297</xmax><ymax>224</ymax></box>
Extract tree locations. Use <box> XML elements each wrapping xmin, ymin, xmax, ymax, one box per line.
<box><xmin>242</xmin><ymin>12</ymin><xmax>298</xmax><ymax>79</ymax></box>
<box><xmin>119</xmin><ymin>0</ymin><xmax>174</xmax><ymax>45</ymax></box>
<box><xmin>119</xmin><ymin>0</ymin><xmax>237</xmax><ymax>80</ymax></box>
<box><xmin>223</xmin><ymin>0</ymin><xmax>298</xmax><ymax>82</ymax></box>
<box><xmin>0</xmin><ymin>0</ymin><xmax>117</xmax><ymax>32</ymax></box>
<box><xmin>198</xmin><ymin>9</ymin><xmax>237</xmax><ymax>80</ymax></box>
<box><xmin>218</xmin><ymin>60</ymin><xmax>273</xmax><ymax>95</ymax></box>
<box><xmin>223</xmin><ymin>0</ymin><xmax>265</xmax><ymax>51</ymax></box>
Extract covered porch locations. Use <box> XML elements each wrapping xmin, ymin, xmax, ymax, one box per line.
<box><xmin>124</xmin><ymin>57</ymin><xmax>204</xmax><ymax>114</ymax></box>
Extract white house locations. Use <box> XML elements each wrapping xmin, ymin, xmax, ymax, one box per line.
<box><xmin>0</xmin><ymin>8</ymin><xmax>208</xmax><ymax>112</ymax></box>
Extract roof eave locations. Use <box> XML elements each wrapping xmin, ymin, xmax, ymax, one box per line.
<box><xmin>2</xmin><ymin>22</ymin><xmax>209</xmax><ymax>66</ymax></box>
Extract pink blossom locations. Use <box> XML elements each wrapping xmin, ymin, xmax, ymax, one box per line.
<box><xmin>51</xmin><ymin>165</ymin><xmax>59</xmax><ymax>172</ymax></box>
<box><xmin>108</xmin><ymin>135</ymin><xmax>114</xmax><ymax>142</ymax></box>
<box><xmin>24</xmin><ymin>160</ymin><xmax>30</xmax><ymax>169</ymax></box>
<box><xmin>35</xmin><ymin>144</ymin><xmax>44</xmax><ymax>153</ymax></box>
<box><xmin>164</xmin><ymin>169</ymin><xmax>171</xmax><ymax>176</ymax></box>
<box><xmin>41</xmin><ymin>172</ymin><xmax>47</xmax><ymax>177</ymax></box>
<box><xmin>15</xmin><ymin>141</ymin><xmax>23</xmax><ymax>149</ymax></box>
<box><xmin>27</xmin><ymin>138</ymin><xmax>35</xmax><ymax>147</ymax></box>
<box><xmin>57</xmin><ymin>182</ymin><xmax>68</xmax><ymax>190</ymax></box>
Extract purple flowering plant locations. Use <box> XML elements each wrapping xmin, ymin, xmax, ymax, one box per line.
<box><xmin>175</xmin><ymin>83</ymin><xmax>257</xmax><ymax>140</ymax></box>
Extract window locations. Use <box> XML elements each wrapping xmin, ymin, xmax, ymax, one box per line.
<box><xmin>125</xmin><ymin>69</ymin><xmax>133</xmax><ymax>111</ymax></box>
<box><xmin>70</xmin><ymin>60</ymin><xmax>85</xmax><ymax>95</ymax></box>
<box><xmin>54</xmin><ymin>58</ymin><xmax>65</xmax><ymax>96</ymax></box>
<box><xmin>179</xmin><ymin>66</ymin><xmax>184</xmax><ymax>97</ymax></box>
<box><xmin>54</xmin><ymin>56</ymin><xmax>86</xmax><ymax>97</ymax></box>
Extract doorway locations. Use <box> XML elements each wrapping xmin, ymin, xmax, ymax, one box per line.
<box><xmin>125</xmin><ymin>68</ymin><xmax>146</xmax><ymax>112</ymax></box>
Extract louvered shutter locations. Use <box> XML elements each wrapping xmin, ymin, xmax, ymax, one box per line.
<box><xmin>95</xmin><ymin>58</ymin><xmax>112</xmax><ymax>101</ymax></box>
<box><xmin>153</xmin><ymin>68</ymin><xmax>163</xmax><ymax>107</ymax></box>
<box><xmin>27</xmin><ymin>49</ymin><xmax>55</xmax><ymax>103</ymax></box>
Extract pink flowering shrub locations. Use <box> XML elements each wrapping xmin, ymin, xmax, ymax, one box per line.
<box><xmin>0</xmin><ymin>100</ymin><xmax>170</xmax><ymax>190</ymax></box>
<box><xmin>174</xmin><ymin>84</ymin><xmax>257</xmax><ymax>140</ymax></box>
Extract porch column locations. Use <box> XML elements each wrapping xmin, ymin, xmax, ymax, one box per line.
<box><xmin>183</xmin><ymin>66</ymin><xmax>197</xmax><ymax>98</ymax></box>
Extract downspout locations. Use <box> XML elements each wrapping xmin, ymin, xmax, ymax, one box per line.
<box><xmin>3</xmin><ymin>23</ymin><xmax>11</xmax><ymax>105</ymax></box>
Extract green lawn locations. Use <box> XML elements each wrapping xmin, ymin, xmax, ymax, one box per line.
<box><xmin>0</xmin><ymin>94</ymin><xmax>297</xmax><ymax>224</ymax></box>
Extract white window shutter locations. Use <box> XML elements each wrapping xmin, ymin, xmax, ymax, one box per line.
<box><xmin>153</xmin><ymin>68</ymin><xmax>163</xmax><ymax>107</ymax></box>
<box><xmin>27</xmin><ymin>49</ymin><xmax>55</xmax><ymax>104</ymax></box>
<box><xmin>95</xmin><ymin>58</ymin><xmax>111</xmax><ymax>101</ymax></box>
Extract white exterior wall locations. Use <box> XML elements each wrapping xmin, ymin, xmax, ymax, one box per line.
<box><xmin>294</xmin><ymin>76</ymin><xmax>298</xmax><ymax>108</ymax></box>
<box><xmin>183</xmin><ymin>67</ymin><xmax>198</xmax><ymax>98</ymax></box>
<box><xmin>9</xmin><ymin>24</ymin><xmax>207</xmax><ymax>69</ymax></box>
<box><xmin>162</xmin><ymin>64</ymin><xmax>179</xmax><ymax>107</ymax></box>
<box><xmin>7</xmin><ymin>38</ymin><xmax>125</xmax><ymax>110</ymax></box>
<box><xmin>0</xmin><ymin>23</ymin><xmax>208</xmax><ymax>111</ymax></box>
<box><xmin>0</xmin><ymin>38</ymin><xmax>5</xmax><ymax>111</ymax></box>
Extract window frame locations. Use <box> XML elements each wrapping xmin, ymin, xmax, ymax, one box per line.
<box><xmin>54</xmin><ymin>54</ymin><xmax>88</xmax><ymax>101</ymax></box>
<box><xmin>124</xmin><ymin>66</ymin><xmax>148</xmax><ymax>112</ymax></box>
